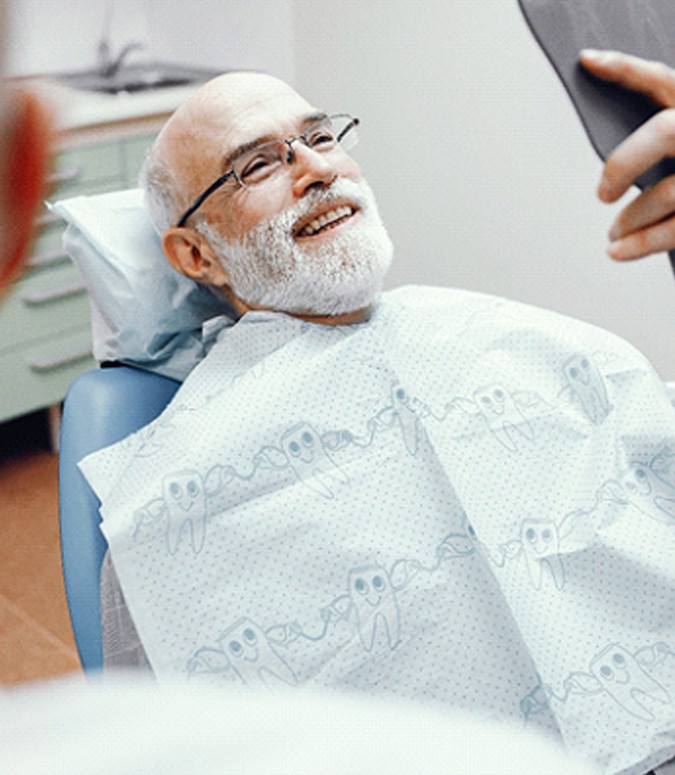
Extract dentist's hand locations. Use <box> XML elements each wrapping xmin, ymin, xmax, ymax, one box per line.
<box><xmin>580</xmin><ymin>49</ymin><xmax>675</xmax><ymax>260</ymax></box>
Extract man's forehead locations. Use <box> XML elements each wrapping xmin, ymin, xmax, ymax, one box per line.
<box><xmin>160</xmin><ymin>72</ymin><xmax>318</xmax><ymax>186</ymax></box>
<box><xmin>197</xmin><ymin>72</ymin><xmax>315</xmax><ymax>138</ymax></box>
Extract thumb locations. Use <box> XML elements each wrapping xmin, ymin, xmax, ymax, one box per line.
<box><xmin>579</xmin><ymin>49</ymin><xmax>675</xmax><ymax>108</ymax></box>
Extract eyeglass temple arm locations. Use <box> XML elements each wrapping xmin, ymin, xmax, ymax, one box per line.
<box><xmin>176</xmin><ymin>170</ymin><xmax>235</xmax><ymax>228</ymax></box>
<box><xmin>337</xmin><ymin>116</ymin><xmax>359</xmax><ymax>143</ymax></box>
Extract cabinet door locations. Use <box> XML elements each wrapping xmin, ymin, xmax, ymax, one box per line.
<box><xmin>0</xmin><ymin>137</ymin><xmax>132</xmax><ymax>422</ymax></box>
<box><xmin>55</xmin><ymin>141</ymin><xmax>125</xmax><ymax>196</ymax></box>
<box><xmin>0</xmin><ymin>130</ymin><xmax>162</xmax><ymax>423</ymax></box>
<box><xmin>0</xmin><ymin>330</ymin><xmax>94</xmax><ymax>421</ymax></box>
<box><xmin>122</xmin><ymin>134</ymin><xmax>157</xmax><ymax>186</ymax></box>
<box><xmin>0</xmin><ymin>262</ymin><xmax>90</xmax><ymax>349</ymax></box>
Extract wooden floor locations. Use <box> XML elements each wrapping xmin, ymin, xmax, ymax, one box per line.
<box><xmin>0</xmin><ymin>410</ymin><xmax>81</xmax><ymax>685</ymax></box>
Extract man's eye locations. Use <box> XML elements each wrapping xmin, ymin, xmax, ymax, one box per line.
<box><xmin>239</xmin><ymin>152</ymin><xmax>280</xmax><ymax>182</ymax></box>
<box><xmin>307</xmin><ymin>129</ymin><xmax>336</xmax><ymax>148</ymax></box>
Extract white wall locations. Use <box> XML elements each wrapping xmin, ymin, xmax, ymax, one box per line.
<box><xmin>145</xmin><ymin>0</ymin><xmax>293</xmax><ymax>78</ymax></box>
<box><xmin>6</xmin><ymin>0</ymin><xmax>293</xmax><ymax>81</ymax></box>
<box><xmin>292</xmin><ymin>0</ymin><xmax>675</xmax><ymax>380</ymax></box>
<box><xmin>7</xmin><ymin>0</ymin><xmax>149</xmax><ymax>76</ymax></box>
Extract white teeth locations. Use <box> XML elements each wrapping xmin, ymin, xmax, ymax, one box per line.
<box><xmin>298</xmin><ymin>206</ymin><xmax>354</xmax><ymax>237</ymax></box>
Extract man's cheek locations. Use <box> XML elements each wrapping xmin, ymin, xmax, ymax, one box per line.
<box><xmin>228</xmin><ymin>196</ymin><xmax>284</xmax><ymax>242</ymax></box>
<box><xmin>340</xmin><ymin>158</ymin><xmax>362</xmax><ymax>182</ymax></box>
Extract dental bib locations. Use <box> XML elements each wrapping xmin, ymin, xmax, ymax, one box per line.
<box><xmin>81</xmin><ymin>285</ymin><xmax>675</xmax><ymax>775</ymax></box>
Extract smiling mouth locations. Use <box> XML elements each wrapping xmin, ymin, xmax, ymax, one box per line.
<box><xmin>295</xmin><ymin>204</ymin><xmax>358</xmax><ymax>239</ymax></box>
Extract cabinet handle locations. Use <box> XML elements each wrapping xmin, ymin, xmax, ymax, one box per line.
<box><xmin>48</xmin><ymin>166</ymin><xmax>84</xmax><ymax>186</ymax></box>
<box><xmin>21</xmin><ymin>281</ymin><xmax>86</xmax><ymax>305</ymax></box>
<box><xmin>28</xmin><ymin>249</ymin><xmax>70</xmax><ymax>269</ymax></box>
<box><xmin>29</xmin><ymin>345</ymin><xmax>92</xmax><ymax>373</ymax></box>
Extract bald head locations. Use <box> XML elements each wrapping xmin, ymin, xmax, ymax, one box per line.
<box><xmin>145</xmin><ymin>72</ymin><xmax>317</xmax><ymax>228</ymax></box>
<box><xmin>141</xmin><ymin>69</ymin><xmax>390</xmax><ymax>325</ymax></box>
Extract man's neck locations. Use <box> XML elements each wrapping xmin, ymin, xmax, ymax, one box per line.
<box><xmin>224</xmin><ymin>287</ymin><xmax>373</xmax><ymax>326</ymax></box>
<box><xmin>291</xmin><ymin>306</ymin><xmax>373</xmax><ymax>326</ymax></box>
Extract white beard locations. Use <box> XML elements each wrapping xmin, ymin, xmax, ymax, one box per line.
<box><xmin>197</xmin><ymin>178</ymin><xmax>393</xmax><ymax>316</ymax></box>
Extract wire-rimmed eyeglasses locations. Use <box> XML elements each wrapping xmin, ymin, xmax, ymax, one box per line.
<box><xmin>175</xmin><ymin>113</ymin><xmax>360</xmax><ymax>228</ymax></box>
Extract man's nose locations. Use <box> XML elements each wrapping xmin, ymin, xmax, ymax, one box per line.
<box><xmin>288</xmin><ymin>142</ymin><xmax>337</xmax><ymax>196</ymax></box>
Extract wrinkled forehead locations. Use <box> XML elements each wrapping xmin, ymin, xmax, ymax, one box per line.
<box><xmin>165</xmin><ymin>73</ymin><xmax>318</xmax><ymax>180</ymax></box>
<box><xmin>213</xmin><ymin>73</ymin><xmax>317</xmax><ymax>140</ymax></box>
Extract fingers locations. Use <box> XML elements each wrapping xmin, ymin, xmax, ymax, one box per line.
<box><xmin>579</xmin><ymin>51</ymin><xmax>675</xmax><ymax>201</ymax></box>
<box><xmin>607</xmin><ymin>212</ymin><xmax>675</xmax><ymax>261</ymax></box>
<box><xmin>579</xmin><ymin>49</ymin><xmax>675</xmax><ymax>108</ymax></box>
<box><xmin>608</xmin><ymin>175</ymin><xmax>675</xmax><ymax>240</ymax></box>
<box><xmin>604</xmin><ymin>165</ymin><xmax>675</xmax><ymax>261</ymax></box>
<box><xmin>597</xmin><ymin>109</ymin><xmax>675</xmax><ymax>202</ymax></box>
<box><xmin>579</xmin><ymin>51</ymin><xmax>675</xmax><ymax>260</ymax></box>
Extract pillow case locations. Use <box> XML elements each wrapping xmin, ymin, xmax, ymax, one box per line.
<box><xmin>50</xmin><ymin>188</ymin><xmax>233</xmax><ymax>382</ymax></box>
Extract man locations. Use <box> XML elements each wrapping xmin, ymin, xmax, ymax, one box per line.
<box><xmin>141</xmin><ymin>70</ymin><xmax>392</xmax><ymax>326</ymax></box>
<box><xmin>83</xmin><ymin>63</ymin><xmax>675</xmax><ymax>775</ymax></box>
<box><xmin>98</xmin><ymin>72</ymin><xmax>395</xmax><ymax>668</ymax></box>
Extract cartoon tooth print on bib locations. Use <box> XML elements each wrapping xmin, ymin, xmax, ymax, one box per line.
<box><xmin>390</xmin><ymin>382</ymin><xmax>423</xmax><ymax>455</ymax></box>
<box><xmin>188</xmin><ymin>617</ymin><xmax>299</xmax><ymax>691</ymax></box>
<box><xmin>163</xmin><ymin>469</ymin><xmax>208</xmax><ymax>555</ymax></box>
<box><xmin>280</xmin><ymin>422</ymin><xmax>349</xmax><ymax>498</ymax></box>
<box><xmin>486</xmin><ymin>501</ymin><xmax>609</xmax><ymax>590</ymax></box>
<box><xmin>349</xmin><ymin>565</ymin><xmax>401</xmax><ymax>652</ymax></box>
<box><xmin>589</xmin><ymin>644</ymin><xmax>671</xmax><ymax>721</ymax></box>
<box><xmin>562</xmin><ymin>354</ymin><xmax>612</xmax><ymax>425</ymax></box>
<box><xmin>619</xmin><ymin>462</ymin><xmax>675</xmax><ymax>526</ymax></box>
<box><xmin>472</xmin><ymin>384</ymin><xmax>535</xmax><ymax>453</ymax></box>
<box><xmin>217</xmin><ymin>618</ymin><xmax>297</xmax><ymax>690</ymax></box>
<box><xmin>520</xmin><ymin>519</ymin><xmax>565</xmax><ymax>591</ymax></box>
<box><xmin>133</xmin><ymin>466</ymin><xmax>232</xmax><ymax>555</ymax></box>
<box><xmin>546</xmin><ymin>642</ymin><xmax>674</xmax><ymax>723</ymax></box>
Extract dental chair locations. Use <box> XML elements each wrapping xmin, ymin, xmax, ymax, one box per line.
<box><xmin>52</xmin><ymin>188</ymin><xmax>229</xmax><ymax>673</ymax></box>
<box><xmin>58</xmin><ymin>365</ymin><xmax>180</xmax><ymax>671</ymax></box>
<box><xmin>57</xmin><ymin>0</ymin><xmax>675</xmax><ymax>676</ymax></box>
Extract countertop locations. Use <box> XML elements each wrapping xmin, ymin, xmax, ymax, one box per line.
<box><xmin>14</xmin><ymin>76</ymin><xmax>202</xmax><ymax>132</ymax></box>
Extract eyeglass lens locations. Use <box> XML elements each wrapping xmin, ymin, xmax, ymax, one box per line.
<box><xmin>233</xmin><ymin>114</ymin><xmax>358</xmax><ymax>187</ymax></box>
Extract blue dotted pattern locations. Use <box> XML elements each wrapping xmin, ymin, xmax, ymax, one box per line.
<box><xmin>82</xmin><ymin>286</ymin><xmax>675</xmax><ymax>775</ymax></box>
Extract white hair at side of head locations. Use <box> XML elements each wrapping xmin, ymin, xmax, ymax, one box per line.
<box><xmin>139</xmin><ymin>146</ymin><xmax>182</xmax><ymax>236</ymax></box>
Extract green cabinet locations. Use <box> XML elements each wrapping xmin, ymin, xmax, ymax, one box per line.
<box><xmin>0</xmin><ymin>131</ymin><xmax>157</xmax><ymax>425</ymax></box>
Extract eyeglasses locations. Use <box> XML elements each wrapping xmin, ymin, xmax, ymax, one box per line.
<box><xmin>175</xmin><ymin>113</ymin><xmax>360</xmax><ymax>228</ymax></box>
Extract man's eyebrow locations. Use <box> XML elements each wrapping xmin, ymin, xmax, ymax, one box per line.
<box><xmin>220</xmin><ymin>111</ymin><xmax>329</xmax><ymax>172</ymax></box>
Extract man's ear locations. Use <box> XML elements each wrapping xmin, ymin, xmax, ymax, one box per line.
<box><xmin>0</xmin><ymin>89</ymin><xmax>52</xmax><ymax>290</ymax></box>
<box><xmin>162</xmin><ymin>226</ymin><xmax>230</xmax><ymax>286</ymax></box>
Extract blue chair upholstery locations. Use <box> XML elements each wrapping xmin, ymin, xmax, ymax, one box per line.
<box><xmin>58</xmin><ymin>366</ymin><xmax>180</xmax><ymax>671</ymax></box>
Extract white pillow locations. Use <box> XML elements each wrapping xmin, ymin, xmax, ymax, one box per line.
<box><xmin>50</xmin><ymin>189</ymin><xmax>233</xmax><ymax>381</ymax></box>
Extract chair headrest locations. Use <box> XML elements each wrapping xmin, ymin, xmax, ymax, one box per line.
<box><xmin>51</xmin><ymin>188</ymin><xmax>233</xmax><ymax>381</ymax></box>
